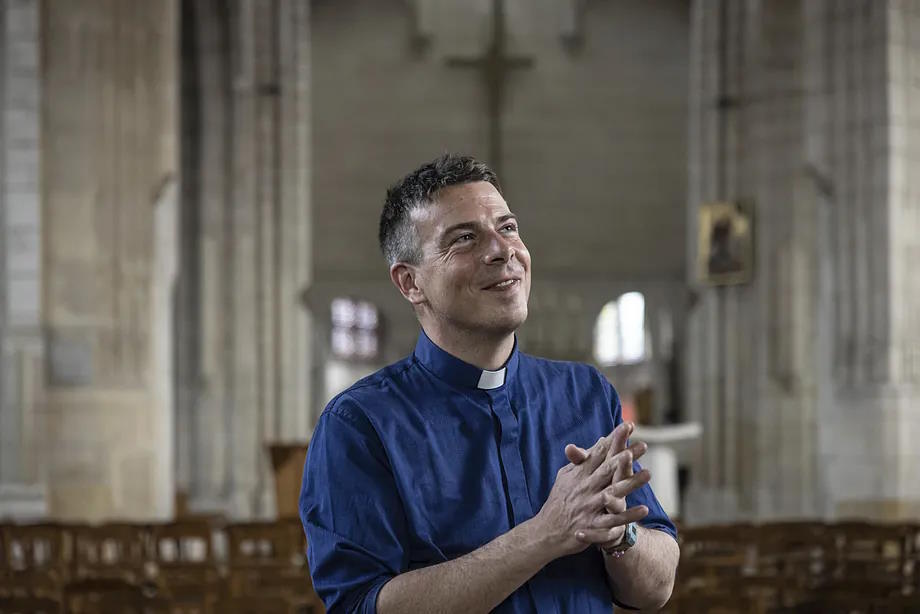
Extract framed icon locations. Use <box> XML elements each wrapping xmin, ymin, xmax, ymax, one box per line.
<box><xmin>697</xmin><ymin>201</ymin><xmax>753</xmax><ymax>286</ymax></box>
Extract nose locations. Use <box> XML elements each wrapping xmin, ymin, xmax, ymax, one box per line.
<box><xmin>481</xmin><ymin>230</ymin><xmax>515</xmax><ymax>264</ymax></box>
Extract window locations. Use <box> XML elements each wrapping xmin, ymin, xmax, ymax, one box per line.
<box><xmin>594</xmin><ymin>292</ymin><xmax>648</xmax><ymax>366</ymax></box>
<box><xmin>331</xmin><ymin>298</ymin><xmax>380</xmax><ymax>360</ymax></box>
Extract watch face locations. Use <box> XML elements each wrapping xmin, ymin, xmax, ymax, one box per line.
<box><xmin>624</xmin><ymin>522</ymin><xmax>638</xmax><ymax>547</ymax></box>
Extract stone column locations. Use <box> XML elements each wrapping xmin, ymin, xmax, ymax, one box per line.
<box><xmin>41</xmin><ymin>0</ymin><xmax>178</xmax><ymax>520</ymax></box>
<box><xmin>178</xmin><ymin>0</ymin><xmax>311</xmax><ymax>519</ymax></box>
<box><xmin>686</xmin><ymin>0</ymin><xmax>920</xmax><ymax>523</ymax></box>
<box><xmin>175</xmin><ymin>0</ymin><xmax>231</xmax><ymax>513</ymax></box>
<box><xmin>0</xmin><ymin>0</ymin><xmax>46</xmax><ymax>516</ymax></box>
<box><xmin>276</xmin><ymin>0</ymin><xmax>312</xmax><ymax>443</ymax></box>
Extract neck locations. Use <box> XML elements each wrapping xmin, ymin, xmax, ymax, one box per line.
<box><xmin>422</xmin><ymin>324</ymin><xmax>516</xmax><ymax>371</ymax></box>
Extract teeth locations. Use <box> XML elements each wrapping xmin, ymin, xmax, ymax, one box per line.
<box><xmin>495</xmin><ymin>280</ymin><xmax>514</xmax><ymax>288</ymax></box>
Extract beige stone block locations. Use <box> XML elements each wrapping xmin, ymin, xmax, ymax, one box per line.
<box><xmin>835</xmin><ymin>498</ymin><xmax>920</xmax><ymax>521</ymax></box>
<box><xmin>51</xmin><ymin>484</ymin><xmax>114</xmax><ymax>522</ymax></box>
<box><xmin>112</xmin><ymin>452</ymin><xmax>154</xmax><ymax>519</ymax></box>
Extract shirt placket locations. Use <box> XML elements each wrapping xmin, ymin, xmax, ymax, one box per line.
<box><xmin>487</xmin><ymin>388</ymin><xmax>533</xmax><ymax>527</ymax></box>
<box><xmin>488</xmin><ymin>387</ymin><xmax>558</xmax><ymax>613</ymax></box>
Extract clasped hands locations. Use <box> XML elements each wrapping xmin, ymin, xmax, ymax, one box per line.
<box><xmin>538</xmin><ymin>421</ymin><xmax>651</xmax><ymax>556</ymax></box>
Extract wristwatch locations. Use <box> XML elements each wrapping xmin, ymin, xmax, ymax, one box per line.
<box><xmin>600</xmin><ymin>522</ymin><xmax>638</xmax><ymax>559</ymax></box>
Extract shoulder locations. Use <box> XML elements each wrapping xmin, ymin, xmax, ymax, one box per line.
<box><xmin>519</xmin><ymin>353</ymin><xmax>617</xmax><ymax>397</ymax></box>
<box><xmin>318</xmin><ymin>355</ymin><xmax>417</xmax><ymax>427</ymax></box>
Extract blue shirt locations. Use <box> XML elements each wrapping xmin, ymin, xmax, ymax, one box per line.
<box><xmin>300</xmin><ymin>331</ymin><xmax>676</xmax><ymax>613</ymax></box>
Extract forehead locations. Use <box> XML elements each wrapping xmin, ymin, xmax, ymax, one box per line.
<box><xmin>412</xmin><ymin>181</ymin><xmax>510</xmax><ymax>236</ymax></box>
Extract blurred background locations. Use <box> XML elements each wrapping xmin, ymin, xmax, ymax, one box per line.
<box><xmin>1</xmin><ymin>0</ymin><xmax>919</xmax><ymax>610</ymax></box>
<box><xmin>3</xmin><ymin>0</ymin><xmax>920</xmax><ymax>528</ymax></box>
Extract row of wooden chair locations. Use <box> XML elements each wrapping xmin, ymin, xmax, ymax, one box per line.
<box><xmin>0</xmin><ymin>519</ymin><xmax>322</xmax><ymax>613</ymax></box>
<box><xmin>665</xmin><ymin>521</ymin><xmax>920</xmax><ymax>613</ymax></box>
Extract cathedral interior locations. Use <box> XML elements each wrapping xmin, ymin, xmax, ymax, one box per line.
<box><xmin>0</xmin><ymin>0</ymin><xmax>919</xmax><ymax>612</ymax></box>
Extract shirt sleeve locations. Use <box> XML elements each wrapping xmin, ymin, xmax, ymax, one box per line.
<box><xmin>300</xmin><ymin>397</ymin><xmax>409</xmax><ymax>614</ymax></box>
<box><xmin>603</xmin><ymin>375</ymin><xmax>678</xmax><ymax>541</ymax></box>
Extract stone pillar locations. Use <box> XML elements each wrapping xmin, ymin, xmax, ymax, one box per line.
<box><xmin>0</xmin><ymin>0</ymin><xmax>47</xmax><ymax>517</ymax></box>
<box><xmin>868</xmin><ymin>0</ymin><xmax>920</xmax><ymax>517</ymax></box>
<box><xmin>276</xmin><ymin>0</ymin><xmax>313</xmax><ymax>443</ymax></box>
<box><xmin>175</xmin><ymin>0</ymin><xmax>230</xmax><ymax>513</ymax></box>
<box><xmin>686</xmin><ymin>0</ymin><xmax>920</xmax><ymax>523</ymax></box>
<box><xmin>41</xmin><ymin>0</ymin><xmax>178</xmax><ymax>520</ymax></box>
<box><xmin>178</xmin><ymin>0</ymin><xmax>311</xmax><ymax>519</ymax></box>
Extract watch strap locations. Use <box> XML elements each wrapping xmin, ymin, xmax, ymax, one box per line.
<box><xmin>600</xmin><ymin>522</ymin><xmax>638</xmax><ymax>558</ymax></box>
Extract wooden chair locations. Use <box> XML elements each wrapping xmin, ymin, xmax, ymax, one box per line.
<box><xmin>148</xmin><ymin>521</ymin><xmax>220</xmax><ymax>610</ymax></box>
<box><xmin>63</xmin><ymin>578</ymin><xmax>146</xmax><ymax>614</ymax></box>
<box><xmin>0</xmin><ymin>596</ymin><xmax>62</xmax><ymax>614</ymax></box>
<box><xmin>905</xmin><ymin>522</ymin><xmax>920</xmax><ymax>593</ymax></box>
<box><xmin>662</xmin><ymin>588</ymin><xmax>768</xmax><ymax>614</ymax></box>
<box><xmin>752</xmin><ymin>521</ymin><xmax>833</xmax><ymax>606</ymax></box>
<box><xmin>0</xmin><ymin>524</ymin><xmax>72</xmax><ymax>596</ymax></box>
<box><xmin>225</xmin><ymin>519</ymin><xmax>306</xmax><ymax>569</ymax></box>
<box><xmin>71</xmin><ymin>523</ymin><xmax>151</xmax><ymax>585</ymax></box>
<box><xmin>790</xmin><ymin>590</ymin><xmax>886</xmax><ymax>614</ymax></box>
<box><xmin>136</xmin><ymin>595</ymin><xmax>210</xmax><ymax>614</ymax></box>
<box><xmin>0</xmin><ymin>525</ymin><xmax>7</xmax><ymax>570</ymax></box>
<box><xmin>212</xmin><ymin>595</ymin><xmax>298</xmax><ymax>614</ymax></box>
<box><xmin>0</xmin><ymin>569</ymin><xmax>60</xmax><ymax>600</ymax></box>
<box><xmin>827</xmin><ymin>522</ymin><xmax>911</xmax><ymax>590</ymax></box>
<box><xmin>878</xmin><ymin>593</ymin><xmax>920</xmax><ymax>614</ymax></box>
<box><xmin>677</xmin><ymin>524</ymin><xmax>756</xmax><ymax>592</ymax></box>
<box><xmin>224</xmin><ymin>520</ymin><xmax>318</xmax><ymax>611</ymax></box>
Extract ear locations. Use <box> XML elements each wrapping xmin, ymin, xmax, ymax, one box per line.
<box><xmin>390</xmin><ymin>263</ymin><xmax>426</xmax><ymax>306</ymax></box>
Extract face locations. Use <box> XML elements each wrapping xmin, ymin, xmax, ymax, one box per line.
<box><xmin>399</xmin><ymin>181</ymin><xmax>531</xmax><ymax>339</ymax></box>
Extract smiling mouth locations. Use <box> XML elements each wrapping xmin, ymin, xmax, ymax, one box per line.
<box><xmin>483</xmin><ymin>279</ymin><xmax>520</xmax><ymax>290</ymax></box>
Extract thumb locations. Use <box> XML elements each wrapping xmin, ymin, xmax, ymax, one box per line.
<box><xmin>565</xmin><ymin>443</ymin><xmax>589</xmax><ymax>464</ymax></box>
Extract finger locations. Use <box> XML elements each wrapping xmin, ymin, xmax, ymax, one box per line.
<box><xmin>626</xmin><ymin>440</ymin><xmax>647</xmax><ymax>465</ymax></box>
<box><xmin>612</xmin><ymin>445</ymin><xmax>634</xmax><ymax>482</ymax></box>
<box><xmin>610</xmin><ymin>469</ymin><xmax>652</xmax><ymax>499</ymax></box>
<box><xmin>599</xmin><ymin>487</ymin><xmax>627</xmax><ymax>515</ymax></box>
<box><xmin>575</xmin><ymin>507</ymin><xmax>649</xmax><ymax>543</ymax></box>
<box><xmin>565</xmin><ymin>443</ymin><xmax>589</xmax><ymax>465</ymax></box>
<box><xmin>590</xmin><ymin>511</ymin><xmax>629</xmax><ymax>531</ymax></box>
<box><xmin>590</xmin><ymin>489</ymin><xmax>624</xmax><ymax>514</ymax></box>
<box><xmin>581</xmin><ymin>436</ymin><xmax>612</xmax><ymax>473</ymax></box>
<box><xmin>607</xmin><ymin>421</ymin><xmax>634</xmax><ymax>460</ymax></box>
<box><xmin>613</xmin><ymin>441</ymin><xmax>649</xmax><ymax>483</ymax></box>
<box><xmin>588</xmin><ymin>449</ymin><xmax>632</xmax><ymax>491</ymax></box>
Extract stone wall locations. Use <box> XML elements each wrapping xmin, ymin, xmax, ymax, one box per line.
<box><xmin>685</xmin><ymin>0</ymin><xmax>920</xmax><ymax>523</ymax></box>
<box><xmin>39</xmin><ymin>0</ymin><xmax>178</xmax><ymax>520</ymax></box>
<box><xmin>0</xmin><ymin>0</ymin><xmax>44</xmax><ymax>503</ymax></box>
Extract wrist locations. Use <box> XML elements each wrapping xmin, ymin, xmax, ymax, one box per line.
<box><xmin>524</xmin><ymin>513</ymin><xmax>568</xmax><ymax>562</ymax></box>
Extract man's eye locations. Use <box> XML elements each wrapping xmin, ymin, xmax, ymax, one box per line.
<box><xmin>502</xmin><ymin>224</ymin><xmax>518</xmax><ymax>233</ymax></box>
<box><xmin>453</xmin><ymin>234</ymin><xmax>474</xmax><ymax>244</ymax></box>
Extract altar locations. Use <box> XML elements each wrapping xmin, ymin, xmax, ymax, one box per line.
<box><xmin>632</xmin><ymin>422</ymin><xmax>702</xmax><ymax>518</ymax></box>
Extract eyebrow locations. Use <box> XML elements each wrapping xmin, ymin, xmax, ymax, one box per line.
<box><xmin>440</xmin><ymin>214</ymin><xmax>519</xmax><ymax>241</ymax></box>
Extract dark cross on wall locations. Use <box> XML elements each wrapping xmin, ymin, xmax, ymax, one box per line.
<box><xmin>446</xmin><ymin>0</ymin><xmax>534</xmax><ymax>179</ymax></box>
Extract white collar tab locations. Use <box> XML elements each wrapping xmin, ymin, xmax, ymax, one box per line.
<box><xmin>477</xmin><ymin>368</ymin><xmax>506</xmax><ymax>390</ymax></box>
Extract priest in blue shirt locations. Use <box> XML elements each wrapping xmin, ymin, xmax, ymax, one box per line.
<box><xmin>300</xmin><ymin>154</ymin><xmax>680</xmax><ymax>613</ymax></box>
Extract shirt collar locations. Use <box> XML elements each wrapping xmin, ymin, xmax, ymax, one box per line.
<box><xmin>413</xmin><ymin>329</ymin><xmax>520</xmax><ymax>391</ymax></box>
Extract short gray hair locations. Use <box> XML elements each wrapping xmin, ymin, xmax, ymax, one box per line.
<box><xmin>378</xmin><ymin>154</ymin><xmax>502</xmax><ymax>266</ymax></box>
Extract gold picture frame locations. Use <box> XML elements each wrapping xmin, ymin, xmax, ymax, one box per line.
<box><xmin>697</xmin><ymin>201</ymin><xmax>753</xmax><ymax>286</ymax></box>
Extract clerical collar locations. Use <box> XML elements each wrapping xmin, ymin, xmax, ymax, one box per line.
<box><xmin>413</xmin><ymin>329</ymin><xmax>520</xmax><ymax>391</ymax></box>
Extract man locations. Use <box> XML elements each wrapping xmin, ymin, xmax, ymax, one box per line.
<box><xmin>300</xmin><ymin>154</ymin><xmax>679</xmax><ymax>613</ymax></box>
